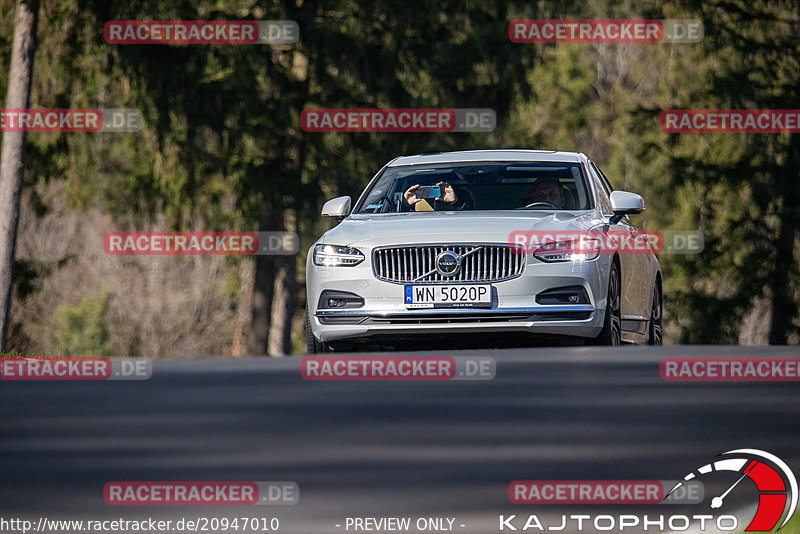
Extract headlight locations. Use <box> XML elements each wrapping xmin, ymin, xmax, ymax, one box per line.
<box><xmin>533</xmin><ymin>238</ymin><xmax>600</xmax><ymax>263</ymax></box>
<box><xmin>313</xmin><ymin>244</ymin><xmax>365</xmax><ymax>266</ymax></box>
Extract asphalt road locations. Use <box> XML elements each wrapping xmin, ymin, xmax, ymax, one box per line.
<box><xmin>2</xmin><ymin>346</ymin><xmax>799</xmax><ymax>534</ymax></box>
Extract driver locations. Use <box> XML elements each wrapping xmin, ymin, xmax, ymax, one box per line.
<box><xmin>403</xmin><ymin>182</ymin><xmax>468</xmax><ymax>211</ymax></box>
<box><xmin>532</xmin><ymin>178</ymin><xmax>566</xmax><ymax>208</ymax></box>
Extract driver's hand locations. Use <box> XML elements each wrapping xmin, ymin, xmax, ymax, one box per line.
<box><xmin>404</xmin><ymin>184</ymin><xmax>421</xmax><ymax>205</ymax></box>
<box><xmin>437</xmin><ymin>182</ymin><xmax>457</xmax><ymax>203</ymax></box>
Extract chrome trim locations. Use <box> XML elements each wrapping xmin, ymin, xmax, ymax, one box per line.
<box><xmin>621</xmin><ymin>315</ymin><xmax>648</xmax><ymax>321</ymax></box>
<box><xmin>373</xmin><ymin>243</ymin><xmax>525</xmax><ymax>284</ymax></box>
<box><xmin>316</xmin><ymin>305</ymin><xmax>595</xmax><ymax>317</ymax></box>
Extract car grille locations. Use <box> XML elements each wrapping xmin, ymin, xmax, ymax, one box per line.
<box><xmin>372</xmin><ymin>244</ymin><xmax>525</xmax><ymax>284</ymax></box>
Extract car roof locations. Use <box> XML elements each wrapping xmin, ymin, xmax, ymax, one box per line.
<box><xmin>386</xmin><ymin>149</ymin><xmax>587</xmax><ymax>167</ymax></box>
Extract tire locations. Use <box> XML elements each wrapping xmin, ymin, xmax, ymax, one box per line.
<box><xmin>305</xmin><ymin>312</ymin><xmax>330</xmax><ymax>353</ymax></box>
<box><xmin>646</xmin><ymin>280</ymin><xmax>663</xmax><ymax>345</ymax></box>
<box><xmin>591</xmin><ymin>260</ymin><xmax>621</xmax><ymax>346</ymax></box>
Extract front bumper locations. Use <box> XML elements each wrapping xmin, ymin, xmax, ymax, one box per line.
<box><xmin>313</xmin><ymin>305</ymin><xmax>598</xmax><ymax>342</ymax></box>
<box><xmin>307</xmin><ymin>253</ymin><xmax>610</xmax><ymax>343</ymax></box>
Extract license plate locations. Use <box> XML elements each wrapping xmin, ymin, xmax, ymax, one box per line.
<box><xmin>404</xmin><ymin>284</ymin><xmax>492</xmax><ymax>308</ymax></box>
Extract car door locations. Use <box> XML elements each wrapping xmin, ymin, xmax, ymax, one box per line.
<box><xmin>587</xmin><ymin>161</ymin><xmax>650</xmax><ymax>329</ymax></box>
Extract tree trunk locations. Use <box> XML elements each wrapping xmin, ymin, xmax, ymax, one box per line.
<box><xmin>246</xmin><ymin>213</ymin><xmax>282</xmax><ymax>355</ymax></box>
<box><xmin>0</xmin><ymin>0</ymin><xmax>40</xmax><ymax>352</ymax></box>
<box><xmin>267</xmin><ymin>211</ymin><xmax>297</xmax><ymax>356</ymax></box>
<box><xmin>231</xmin><ymin>258</ymin><xmax>254</xmax><ymax>357</ymax></box>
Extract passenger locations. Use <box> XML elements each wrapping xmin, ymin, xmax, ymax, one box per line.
<box><xmin>403</xmin><ymin>181</ymin><xmax>469</xmax><ymax>211</ymax></box>
<box><xmin>532</xmin><ymin>178</ymin><xmax>566</xmax><ymax>208</ymax></box>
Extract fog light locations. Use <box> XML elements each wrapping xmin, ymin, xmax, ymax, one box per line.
<box><xmin>535</xmin><ymin>285</ymin><xmax>591</xmax><ymax>305</ymax></box>
<box><xmin>318</xmin><ymin>290</ymin><xmax>365</xmax><ymax>310</ymax></box>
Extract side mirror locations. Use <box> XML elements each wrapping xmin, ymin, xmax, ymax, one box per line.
<box><xmin>321</xmin><ymin>196</ymin><xmax>351</xmax><ymax>220</ymax></box>
<box><xmin>609</xmin><ymin>191</ymin><xmax>645</xmax><ymax>224</ymax></box>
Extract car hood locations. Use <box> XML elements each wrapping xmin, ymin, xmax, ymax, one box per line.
<box><xmin>320</xmin><ymin>211</ymin><xmax>605</xmax><ymax>247</ymax></box>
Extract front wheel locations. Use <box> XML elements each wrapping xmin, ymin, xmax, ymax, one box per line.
<box><xmin>305</xmin><ymin>312</ymin><xmax>331</xmax><ymax>353</ymax></box>
<box><xmin>646</xmin><ymin>281</ymin><xmax>663</xmax><ymax>345</ymax></box>
<box><xmin>590</xmin><ymin>261</ymin><xmax>621</xmax><ymax>346</ymax></box>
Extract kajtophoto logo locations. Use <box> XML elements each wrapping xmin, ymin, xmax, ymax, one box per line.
<box><xmin>500</xmin><ymin>449</ymin><xmax>795</xmax><ymax>532</ymax></box>
<box><xmin>666</xmin><ymin>449</ymin><xmax>798</xmax><ymax>532</ymax></box>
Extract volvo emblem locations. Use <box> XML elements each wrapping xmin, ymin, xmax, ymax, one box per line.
<box><xmin>435</xmin><ymin>251</ymin><xmax>461</xmax><ymax>277</ymax></box>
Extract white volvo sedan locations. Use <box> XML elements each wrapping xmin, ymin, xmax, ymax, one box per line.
<box><xmin>305</xmin><ymin>150</ymin><xmax>662</xmax><ymax>352</ymax></box>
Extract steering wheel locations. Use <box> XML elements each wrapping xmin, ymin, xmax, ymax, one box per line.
<box><xmin>517</xmin><ymin>201</ymin><xmax>560</xmax><ymax>209</ymax></box>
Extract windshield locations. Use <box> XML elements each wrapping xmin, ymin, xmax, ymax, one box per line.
<box><xmin>356</xmin><ymin>161</ymin><xmax>592</xmax><ymax>213</ymax></box>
